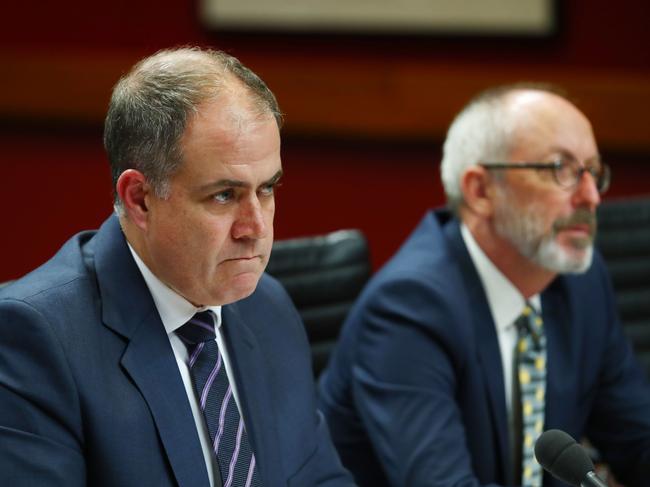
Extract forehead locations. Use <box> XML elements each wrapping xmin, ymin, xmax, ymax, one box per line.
<box><xmin>178</xmin><ymin>94</ymin><xmax>281</xmax><ymax>177</ymax></box>
<box><xmin>506</xmin><ymin>90</ymin><xmax>598</xmax><ymax>160</ymax></box>
<box><xmin>184</xmin><ymin>91</ymin><xmax>276</xmax><ymax>144</ymax></box>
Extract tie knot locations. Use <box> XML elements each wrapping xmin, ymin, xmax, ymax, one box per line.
<box><xmin>516</xmin><ymin>303</ymin><xmax>544</xmax><ymax>349</ymax></box>
<box><xmin>177</xmin><ymin>310</ymin><xmax>217</xmax><ymax>345</ymax></box>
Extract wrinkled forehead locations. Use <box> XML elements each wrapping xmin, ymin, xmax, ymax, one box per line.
<box><xmin>505</xmin><ymin>90</ymin><xmax>598</xmax><ymax>159</ymax></box>
<box><xmin>183</xmin><ymin>91</ymin><xmax>277</xmax><ymax>143</ymax></box>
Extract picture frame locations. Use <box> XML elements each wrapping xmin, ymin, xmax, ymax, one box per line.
<box><xmin>201</xmin><ymin>0</ymin><xmax>556</xmax><ymax>36</ymax></box>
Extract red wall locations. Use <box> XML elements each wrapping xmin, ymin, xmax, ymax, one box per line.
<box><xmin>3</xmin><ymin>130</ymin><xmax>648</xmax><ymax>282</ymax></box>
<box><xmin>1</xmin><ymin>131</ymin><xmax>443</xmax><ymax>279</ymax></box>
<box><xmin>2</xmin><ymin>1</ymin><xmax>649</xmax><ymax>281</ymax></box>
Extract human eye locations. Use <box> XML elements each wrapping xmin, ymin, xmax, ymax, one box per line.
<box><xmin>553</xmin><ymin>156</ymin><xmax>578</xmax><ymax>187</ymax></box>
<box><xmin>585</xmin><ymin>157</ymin><xmax>603</xmax><ymax>176</ymax></box>
<box><xmin>213</xmin><ymin>189</ymin><xmax>234</xmax><ymax>203</ymax></box>
<box><xmin>259</xmin><ymin>181</ymin><xmax>281</xmax><ymax>197</ymax></box>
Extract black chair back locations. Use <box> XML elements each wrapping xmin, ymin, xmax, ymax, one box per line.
<box><xmin>266</xmin><ymin>230</ymin><xmax>372</xmax><ymax>377</ymax></box>
<box><xmin>596</xmin><ymin>197</ymin><xmax>650</xmax><ymax>377</ymax></box>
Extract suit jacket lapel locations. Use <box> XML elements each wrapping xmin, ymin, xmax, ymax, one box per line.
<box><xmin>120</xmin><ymin>316</ymin><xmax>213</xmax><ymax>487</ymax></box>
<box><xmin>541</xmin><ymin>279</ymin><xmax>572</xmax><ymax>431</ymax></box>
<box><xmin>91</xmin><ymin>215</ymin><xmax>211</xmax><ymax>487</ymax></box>
<box><xmin>221</xmin><ymin>302</ymin><xmax>284</xmax><ymax>486</ymax></box>
<box><xmin>442</xmin><ymin>216</ymin><xmax>511</xmax><ymax>483</ymax></box>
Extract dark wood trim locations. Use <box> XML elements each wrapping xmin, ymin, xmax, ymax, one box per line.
<box><xmin>2</xmin><ymin>50</ymin><xmax>649</xmax><ymax>151</ymax></box>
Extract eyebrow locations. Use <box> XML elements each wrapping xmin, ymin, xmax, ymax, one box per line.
<box><xmin>199</xmin><ymin>169</ymin><xmax>284</xmax><ymax>192</ymax></box>
<box><xmin>550</xmin><ymin>149</ymin><xmax>602</xmax><ymax>163</ymax></box>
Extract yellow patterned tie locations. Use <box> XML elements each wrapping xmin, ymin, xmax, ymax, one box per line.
<box><xmin>515</xmin><ymin>303</ymin><xmax>546</xmax><ymax>487</ymax></box>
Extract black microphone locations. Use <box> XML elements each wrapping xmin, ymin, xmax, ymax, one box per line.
<box><xmin>534</xmin><ymin>429</ymin><xmax>607</xmax><ymax>487</ymax></box>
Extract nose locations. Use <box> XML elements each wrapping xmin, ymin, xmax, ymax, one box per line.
<box><xmin>231</xmin><ymin>195</ymin><xmax>268</xmax><ymax>240</ymax></box>
<box><xmin>572</xmin><ymin>169</ymin><xmax>601</xmax><ymax>211</ymax></box>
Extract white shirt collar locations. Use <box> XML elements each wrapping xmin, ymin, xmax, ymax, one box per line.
<box><xmin>127</xmin><ymin>243</ymin><xmax>223</xmax><ymax>335</ymax></box>
<box><xmin>460</xmin><ymin>223</ymin><xmax>540</xmax><ymax>332</ymax></box>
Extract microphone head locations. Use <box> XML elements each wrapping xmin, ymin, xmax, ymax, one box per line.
<box><xmin>534</xmin><ymin>429</ymin><xmax>595</xmax><ymax>486</ymax></box>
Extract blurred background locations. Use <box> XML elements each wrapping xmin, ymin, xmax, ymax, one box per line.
<box><xmin>2</xmin><ymin>0</ymin><xmax>649</xmax><ymax>282</ymax></box>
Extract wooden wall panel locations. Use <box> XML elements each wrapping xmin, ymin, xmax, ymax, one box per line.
<box><xmin>3</xmin><ymin>50</ymin><xmax>649</xmax><ymax>151</ymax></box>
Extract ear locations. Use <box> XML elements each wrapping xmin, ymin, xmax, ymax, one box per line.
<box><xmin>116</xmin><ymin>169</ymin><xmax>151</xmax><ymax>230</ymax></box>
<box><xmin>460</xmin><ymin>165</ymin><xmax>495</xmax><ymax>218</ymax></box>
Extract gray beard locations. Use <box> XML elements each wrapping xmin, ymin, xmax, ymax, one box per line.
<box><xmin>492</xmin><ymin>188</ymin><xmax>594</xmax><ymax>274</ymax></box>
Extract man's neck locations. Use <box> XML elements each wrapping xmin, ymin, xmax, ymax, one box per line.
<box><xmin>119</xmin><ymin>216</ymin><xmax>148</xmax><ymax>266</ymax></box>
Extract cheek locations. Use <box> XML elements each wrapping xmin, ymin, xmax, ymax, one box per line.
<box><xmin>148</xmin><ymin>210</ymin><xmax>182</xmax><ymax>250</ymax></box>
<box><xmin>267</xmin><ymin>205</ymin><xmax>275</xmax><ymax>229</ymax></box>
<box><xmin>265</xmin><ymin>206</ymin><xmax>275</xmax><ymax>243</ymax></box>
<box><xmin>200</xmin><ymin>219</ymin><xmax>238</xmax><ymax>258</ymax></box>
<box><xmin>263</xmin><ymin>198</ymin><xmax>275</xmax><ymax>217</ymax></box>
<box><xmin>161</xmin><ymin>216</ymin><xmax>225</xmax><ymax>261</ymax></box>
<box><xmin>524</xmin><ymin>191</ymin><xmax>566</xmax><ymax>227</ymax></box>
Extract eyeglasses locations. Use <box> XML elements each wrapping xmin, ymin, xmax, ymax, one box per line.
<box><xmin>479</xmin><ymin>156</ymin><xmax>611</xmax><ymax>194</ymax></box>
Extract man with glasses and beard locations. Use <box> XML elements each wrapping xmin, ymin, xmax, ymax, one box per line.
<box><xmin>319</xmin><ymin>84</ymin><xmax>650</xmax><ymax>487</ymax></box>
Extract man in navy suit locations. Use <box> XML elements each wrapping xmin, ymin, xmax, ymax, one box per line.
<box><xmin>319</xmin><ymin>85</ymin><xmax>650</xmax><ymax>486</ymax></box>
<box><xmin>0</xmin><ymin>47</ymin><xmax>354</xmax><ymax>487</ymax></box>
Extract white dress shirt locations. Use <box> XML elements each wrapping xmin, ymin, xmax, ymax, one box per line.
<box><xmin>459</xmin><ymin>225</ymin><xmax>541</xmax><ymax>419</ymax></box>
<box><xmin>128</xmin><ymin>244</ymin><xmax>243</xmax><ymax>487</ymax></box>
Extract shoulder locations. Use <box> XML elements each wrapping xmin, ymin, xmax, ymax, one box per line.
<box><xmin>0</xmin><ymin>229</ymin><xmax>103</xmax><ymax>349</ymax></box>
<box><xmin>337</xmin><ymin>210</ymin><xmax>475</xmax><ymax>360</ymax></box>
<box><xmin>358</xmin><ymin>210</ymin><xmax>466</xmax><ymax>321</ymax></box>
<box><xmin>1</xmin><ymin>229</ymin><xmax>98</xmax><ymax>306</ymax></box>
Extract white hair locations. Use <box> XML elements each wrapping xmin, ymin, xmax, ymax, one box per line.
<box><xmin>440</xmin><ymin>91</ymin><xmax>514</xmax><ymax>212</ymax></box>
<box><xmin>440</xmin><ymin>84</ymin><xmax>564</xmax><ymax>212</ymax></box>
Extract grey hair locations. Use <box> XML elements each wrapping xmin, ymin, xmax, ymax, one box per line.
<box><xmin>103</xmin><ymin>46</ymin><xmax>283</xmax><ymax>211</ymax></box>
<box><xmin>440</xmin><ymin>83</ymin><xmax>566</xmax><ymax>213</ymax></box>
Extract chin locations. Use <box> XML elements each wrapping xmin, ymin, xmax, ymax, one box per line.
<box><xmin>216</xmin><ymin>273</ymin><xmax>262</xmax><ymax>305</ymax></box>
<box><xmin>535</xmin><ymin>239</ymin><xmax>593</xmax><ymax>274</ymax></box>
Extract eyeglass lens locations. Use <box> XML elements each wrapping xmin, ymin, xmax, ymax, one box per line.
<box><xmin>555</xmin><ymin>157</ymin><xmax>609</xmax><ymax>193</ymax></box>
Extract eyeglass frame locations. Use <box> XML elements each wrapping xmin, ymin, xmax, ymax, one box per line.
<box><xmin>479</xmin><ymin>157</ymin><xmax>611</xmax><ymax>194</ymax></box>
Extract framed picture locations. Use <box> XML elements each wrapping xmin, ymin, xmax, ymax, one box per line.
<box><xmin>201</xmin><ymin>0</ymin><xmax>556</xmax><ymax>36</ymax></box>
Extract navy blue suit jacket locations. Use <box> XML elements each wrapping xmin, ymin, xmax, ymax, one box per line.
<box><xmin>0</xmin><ymin>215</ymin><xmax>354</xmax><ymax>487</ymax></box>
<box><xmin>319</xmin><ymin>209</ymin><xmax>650</xmax><ymax>487</ymax></box>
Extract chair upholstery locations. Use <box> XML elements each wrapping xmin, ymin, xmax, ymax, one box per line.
<box><xmin>266</xmin><ymin>230</ymin><xmax>372</xmax><ymax>377</ymax></box>
<box><xmin>596</xmin><ymin>196</ymin><xmax>650</xmax><ymax>377</ymax></box>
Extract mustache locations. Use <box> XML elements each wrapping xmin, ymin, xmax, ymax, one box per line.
<box><xmin>552</xmin><ymin>209</ymin><xmax>597</xmax><ymax>236</ymax></box>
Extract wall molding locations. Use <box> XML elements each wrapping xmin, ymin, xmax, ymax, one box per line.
<box><xmin>2</xmin><ymin>50</ymin><xmax>649</xmax><ymax>151</ymax></box>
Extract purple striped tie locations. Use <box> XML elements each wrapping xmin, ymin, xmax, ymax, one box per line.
<box><xmin>177</xmin><ymin>311</ymin><xmax>261</xmax><ymax>487</ymax></box>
